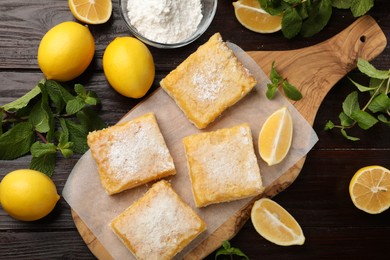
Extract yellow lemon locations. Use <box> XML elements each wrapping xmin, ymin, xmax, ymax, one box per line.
<box><xmin>0</xmin><ymin>169</ymin><xmax>60</xmax><ymax>221</ymax></box>
<box><xmin>103</xmin><ymin>37</ymin><xmax>155</xmax><ymax>98</ymax></box>
<box><xmin>251</xmin><ymin>198</ymin><xmax>305</xmax><ymax>246</ymax></box>
<box><xmin>37</xmin><ymin>21</ymin><xmax>95</xmax><ymax>81</ymax></box>
<box><xmin>233</xmin><ymin>0</ymin><xmax>283</xmax><ymax>33</ymax></box>
<box><xmin>349</xmin><ymin>165</ymin><xmax>390</xmax><ymax>214</ymax></box>
<box><xmin>68</xmin><ymin>0</ymin><xmax>112</xmax><ymax>24</ymax></box>
<box><xmin>258</xmin><ymin>106</ymin><xmax>293</xmax><ymax>166</ymax></box>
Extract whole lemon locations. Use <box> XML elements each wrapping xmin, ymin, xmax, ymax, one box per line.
<box><xmin>0</xmin><ymin>169</ymin><xmax>60</xmax><ymax>221</ymax></box>
<box><xmin>37</xmin><ymin>21</ymin><xmax>95</xmax><ymax>81</ymax></box>
<box><xmin>103</xmin><ymin>37</ymin><xmax>155</xmax><ymax>98</ymax></box>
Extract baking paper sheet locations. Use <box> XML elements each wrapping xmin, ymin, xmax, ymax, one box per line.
<box><xmin>63</xmin><ymin>42</ymin><xmax>318</xmax><ymax>259</ymax></box>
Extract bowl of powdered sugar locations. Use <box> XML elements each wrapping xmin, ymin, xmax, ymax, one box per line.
<box><xmin>120</xmin><ymin>0</ymin><xmax>218</xmax><ymax>48</ymax></box>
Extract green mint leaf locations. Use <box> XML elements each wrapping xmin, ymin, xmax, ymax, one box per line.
<box><xmin>222</xmin><ymin>240</ymin><xmax>231</xmax><ymax>249</ymax></box>
<box><xmin>66</xmin><ymin>97</ymin><xmax>86</xmax><ymax>115</ymax></box>
<box><xmin>368</xmin><ymin>93</ymin><xmax>390</xmax><ymax>113</ymax></box>
<box><xmin>58</xmin><ymin>117</ymin><xmax>70</xmax><ymax>145</ymax></box>
<box><xmin>74</xmin><ymin>83</ymin><xmax>87</xmax><ymax>97</ymax></box>
<box><xmin>85</xmin><ymin>96</ymin><xmax>98</xmax><ymax>106</ymax></box>
<box><xmin>30</xmin><ymin>141</ymin><xmax>57</xmax><ymax>157</ymax></box>
<box><xmin>2</xmin><ymin>83</ymin><xmax>42</xmax><ymax>112</ymax></box>
<box><xmin>266</xmin><ymin>83</ymin><xmax>278</xmax><ymax>99</ymax></box>
<box><xmin>342</xmin><ymin>91</ymin><xmax>360</xmax><ymax>117</ymax></box>
<box><xmin>0</xmin><ymin>110</ymin><xmax>3</xmax><ymax>135</ymax></box>
<box><xmin>65</xmin><ymin>119</ymin><xmax>89</xmax><ymax>154</ymax></box>
<box><xmin>331</xmin><ymin>0</ymin><xmax>352</xmax><ymax>9</ymax></box>
<box><xmin>76</xmin><ymin>107</ymin><xmax>106</xmax><ymax>131</ymax></box>
<box><xmin>30</xmin><ymin>153</ymin><xmax>56</xmax><ymax>177</ymax></box>
<box><xmin>297</xmin><ymin>2</ymin><xmax>309</xmax><ymax>19</ymax></box>
<box><xmin>339</xmin><ymin>111</ymin><xmax>354</xmax><ymax>127</ymax></box>
<box><xmin>300</xmin><ymin>0</ymin><xmax>332</xmax><ymax>38</ymax></box>
<box><xmin>259</xmin><ymin>0</ymin><xmax>287</xmax><ymax>15</ymax></box>
<box><xmin>0</xmin><ymin>122</ymin><xmax>35</xmax><ymax>160</ymax></box>
<box><xmin>324</xmin><ymin>120</ymin><xmax>335</xmax><ymax>130</ymax></box>
<box><xmin>282</xmin><ymin>80</ymin><xmax>303</xmax><ymax>100</ymax></box>
<box><xmin>350</xmin><ymin>0</ymin><xmax>374</xmax><ymax>17</ymax></box>
<box><xmin>341</xmin><ymin>128</ymin><xmax>360</xmax><ymax>141</ymax></box>
<box><xmin>284</xmin><ymin>0</ymin><xmax>302</xmax><ymax>5</ymax></box>
<box><xmin>29</xmin><ymin>85</ymin><xmax>51</xmax><ymax>133</ymax></box>
<box><xmin>357</xmin><ymin>58</ymin><xmax>389</xmax><ymax>79</ymax></box>
<box><xmin>377</xmin><ymin>114</ymin><xmax>390</xmax><ymax>126</ymax></box>
<box><xmin>282</xmin><ymin>6</ymin><xmax>302</xmax><ymax>39</ymax></box>
<box><xmin>46</xmin><ymin>79</ymin><xmax>74</xmax><ymax>103</ymax></box>
<box><xmin>270</xmin><ymin>61</ymin><xmax>284</xmax><ymax>84</ymax></box>
<box><xmin>351</xmin><ymin>109</ymin><xmax>378</xmax><ymax>130</ymax></box>
<box><xmin>229</xmin><ymin>248</ymin><xmax>249</xmax><ymax>259</ymax></box>
<box><xmin>59</xmin><ymin>147</ymin><xmax>74</xmax><ymax>159</ymax></box>
<box><xmin>349</xmin><ymin>77</ymin><xmax>377</xmax><ymax>92</ymax></box>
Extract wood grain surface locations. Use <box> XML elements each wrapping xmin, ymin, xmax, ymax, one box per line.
<box><xmin>71</xmin><ymin>16</ymin><xmax>387</xmax><ymax>260</ymax></box>
<box><xmin>1</xmin><ymin>1</ymin><xmax>390</xmax><ymax>259</ymax></box>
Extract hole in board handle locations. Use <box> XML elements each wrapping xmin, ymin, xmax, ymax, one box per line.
<box><xmin>360</xmin><ymin>35</ymin><xmax>366</xmax><ymax>43</ymax></box>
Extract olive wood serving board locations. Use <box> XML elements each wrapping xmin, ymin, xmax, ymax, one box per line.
<box><xmin>71</xmin><ymin>16</ymin><xmax>386</xmax><ymax>259</ymax></box>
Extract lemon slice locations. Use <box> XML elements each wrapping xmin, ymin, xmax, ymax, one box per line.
<box><xmin>258</xmin><ymin>107</ymin><xmax>293</xmax><ymax>166</ymax></box>
<box><xmin>68</xmin><ymin>0</ymin><xmax>112</xmax><ymax>25</ymax></box>
<box><xmin>251</xmin><ymin>198</ymin><xmax>305</xmax><ymax>246</ymax></box>
<box><xmin>232</xmin><ymin>0</ymin><xmax>282</xmax><ymax>33</ymax></box>
<box><xmin>349</xmin><ymin>165</ymin><xmax>390</xmax><ymax>214</ymax></box>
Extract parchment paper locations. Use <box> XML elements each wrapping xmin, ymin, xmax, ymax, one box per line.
<box><xmin>62</xmin><ymin>42</ymin><xmax>319</xmax><ymax>259</ymax></box>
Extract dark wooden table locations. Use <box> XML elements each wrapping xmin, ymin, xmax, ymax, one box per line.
<box><xmin>1</xmin><ymin>0</ymin><xmax>389</xmax><ymax>259</ymax></box>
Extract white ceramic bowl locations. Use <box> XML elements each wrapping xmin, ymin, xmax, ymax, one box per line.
<box><xmin>119</xmin><ymin>0</ymin><xmax>218</xmax><ymax>48</ymax></box>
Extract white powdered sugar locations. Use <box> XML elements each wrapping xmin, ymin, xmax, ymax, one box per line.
<box><xmin>126</xmin><ymin>0</ymin><xmax>203</xmax><ymax>44</ymax></box>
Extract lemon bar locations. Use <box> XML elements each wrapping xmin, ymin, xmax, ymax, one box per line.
<box><xmin>183</xmin><ymin>123</ymin><xmax>263</xmax><ymax>207</ymax></box>
<box><xmin>110</xmin><ymin>180</ymin><xmax>206</xmax><ymax>260</ymax></box>
<box><xmin>160</xmin><ymin>33</ymin><xmax>257</xmax><ymax>129</ymax></box>
<box><xmin>87</xmin><ymin>112</ymin><xmax>175</xmax><ymax>195</ymax></box>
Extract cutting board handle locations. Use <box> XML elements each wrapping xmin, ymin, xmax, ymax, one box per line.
<box><xmin>248</xmin><ymin>15</ymin><xmax>387</xmax><ymax>125</ymax></box>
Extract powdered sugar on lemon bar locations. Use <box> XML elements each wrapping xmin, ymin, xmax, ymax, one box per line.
<box><xmin>87</xmin><ymin>112</ymin><xmax>175</xmax><ymax>195</ymax></box>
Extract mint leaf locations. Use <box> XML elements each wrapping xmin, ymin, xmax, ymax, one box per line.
<box><xmin>324</xmin><ymin>120</ymin><xmax>335</xmax><ymax>130</ymax></box>
<box><xmin>266</xmin><ymin>83</ymin><xmax>278</xmax><ymax>99</ymax></box>
<box><xmin>357</xmin><ymin>58</ymin><xmax>389</xmax><ymax>79</ymax></box>
<box><xmin>77</xmin><ymin>107</ymin><xmax>106</xmax><ymax>131</ymax></box>
<box><xmin>282</xmin><ymin>6</ymin><xmax>302</xmax><ymax>39</ymax></box>
<box><xmin>368</xmin><ymin>93</ymin><xmax>390</xmax><ymax>113</ymax></box>
<box><xmin>331</xmin><ymin>0</ymin><xmax>351</xmax><ymax>9</ymax></box>
<box><xmin>349</xmin><ymin>77</ymin><xmax>377</xmax><ymax>92</ymax></box>
<box><xmin>342</xmin><ymin>91</ymin><xmax>360</xmax><ymax>117</ymax></box>
<box><xmin>341</xmin><ymin>128</ymin><xmax>360</xmax><ymax>141</ymax></box>
<box><xmin>339</xmin><ymin>111</ymin><xmax>354</xmax><ymax>127</ymax></box>
<box><xmin>0</xmin><ymin>122</ymin><xmax>35</xmax><ymax>159</ymax></box>
<box><xmin>350</xmin><ymin>0</ymin><xmax>374</xmax><ymax>17</ymax></box>
<box><xmin>215</xmin><ymin>240</ymin><xmax>249</xmax><ymax>260</ymax></box>
<box><xmin>65</xmin><ymin>119</ymin><xmax>89</xmax><ymax>154</ymax></box>
<box><xmin>351</xmin><ymin>109</ymin><xmax>378</xmax><ymax>130</ymax></box>
<box><xmin>2</xmin><ymin>84</ymin><xmax>42</xmax><ymax>112</ymax></box>
<box><xmin>30</xmin><ymin>153</ymin><xmax>56</xmax><ymax>177</ymax></box>
<box><xmin>259</xmin><ymin>0</ymin><xmax>287</xmax><ymax>15</ymax></box>
<box><xmin>270</xmin><ymin>61</ymin><xmax>283</xmax><ymax>84</ymax></box>
<box><xmin>29</xmin><ymin>86</ymin><xmax>51</xmax><ymax>133</ymax></box>
<box><xmin>74</xmin><ymin>83</ymin><xmax>87</xmax><ymax>97</ymax></box>
<box><xmin>66</xmin><ymin>97</ymin><xmax>86</xmax><ymax>115</ymax></box>
<box><xmin>378</xmin><ymin>114</ymin><xmax>390</xmax><ymax>126</ymax></box>
<box><xmin>282</xmin><ymin>80</ymin><xmax>303</xmax><ymax>100</ymax></box>
<box><xmin>30</xmin><ymin>141</ymin><xmax>57</xmax><ymax>157</ymax></box>
<box><xmin>300</xmin><ymin>0</ymin><xmax>332</xmax><ymax>38</ymax></box>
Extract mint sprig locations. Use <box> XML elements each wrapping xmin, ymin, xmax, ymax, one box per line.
<box><xmin>215</xmin><ymin>240</ymin><xmax>249</xmax><ymax>260</ymax></box>
<box><xmin>267</xmin><ymin>61</ymin><xmax>303</xmax><ymax>101</ymax></box>
<box><xmin>0</xmin><ymin>79</ymin><xmax>106</xmax><ymax>176</ymax></box>
<box><xmin>325</xmin><ymin>58</ymin><xmax>390</xmax><ymax>141</ymax></box>
<box><xmin>258</xmin><ymin>0</ymin><xmax>374</xmax><ymax>39</ymax></box>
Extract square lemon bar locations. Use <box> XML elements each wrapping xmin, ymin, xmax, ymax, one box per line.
<box><xmin>160</xmin><ymin>33</ymin><xmax>257</xmax><ymax>129</ymax></box>
<box><xmin>110</xmin><ymin>180</ymin><xmax>206</xmax><ymax>260</ymax></box>
<box><xmin>183</xmin><ymin>123</ymin><xmax>264</xmax><ymax>207</ymax></box>
<box><xmin>87</xmin><ymin>112</ymin><xmax>175</xmax><ymax>195</ymax></box>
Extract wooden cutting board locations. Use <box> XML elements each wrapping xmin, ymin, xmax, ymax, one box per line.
<box><xmin>71</xmin><ymin>16</ymin><xmax>386</xmax><ymax>259</ymax></box>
